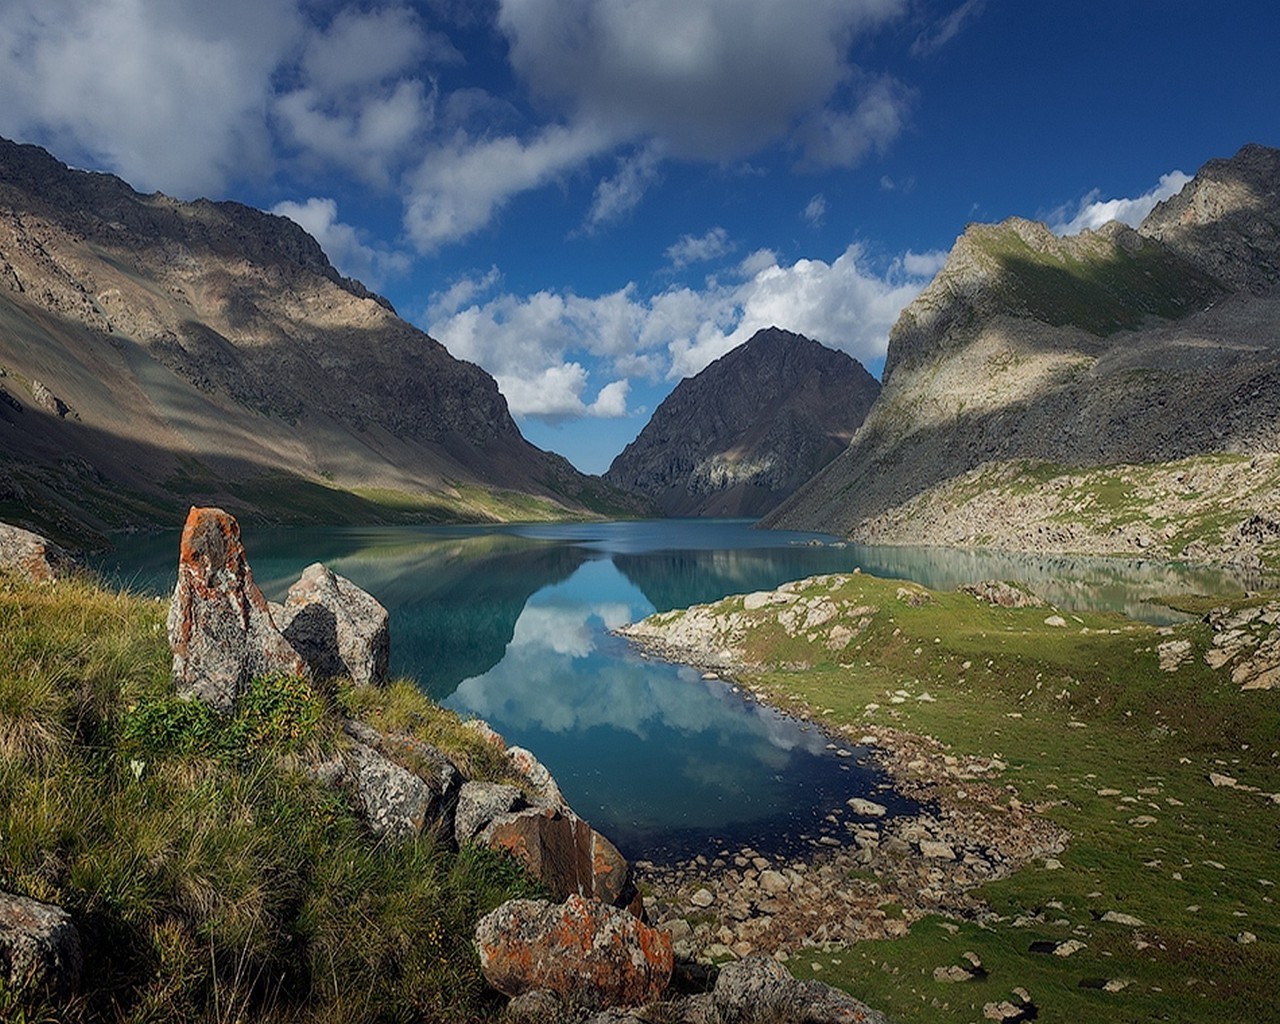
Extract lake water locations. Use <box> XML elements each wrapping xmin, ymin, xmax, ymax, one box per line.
<box><xmin>98</xmin><ymin>519</ymin><xmax>1250</xmax><ymax>862</ymax></box>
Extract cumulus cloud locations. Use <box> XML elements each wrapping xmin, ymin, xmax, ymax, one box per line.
<box><xmin>911</xmin><ymin>0</ymin><xmax>986</xmax><ymax>57</ymax></box>
<box><xmin>793</xmin><ymin>74</ymin><xmax>913</xmax><ymax>169</ymax></box>
<box><xmin>271</xmin><ymin>197</ymin><xmax>410</xmax><ymax>287</ymax></box>
<box><xmin>666</xmin><ymin>227</ymin><xmax>734</xmax><ymax>269</ymax></box>
<box><xmin>428</xmin><ymin>240</ymin><xmax>939</xmax><ymax>420</ymax></box>
<box><xmin>1050</xmin><ymin>170</ymin><xmax>1193</xmax><ymax>236</ymax></box>
<box><xmin>0</xmin><ymin>0</ymin><xmax>302</xmax><ymax>195</ymax></box>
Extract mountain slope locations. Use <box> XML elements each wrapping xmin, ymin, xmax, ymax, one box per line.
<box><xmin>604</xmin><ymin>327</ymin><xmax>880</xmax><ymax>517</ymax></box>
<box><xmin>0</xmin><ymin>137</ymin><xmax>640</xmax><ymax>545</ymax></box>
<box><xmin>765</xmin><ymin>144</ymin><xmax>1280</xmax><ymax>571</ymax></box>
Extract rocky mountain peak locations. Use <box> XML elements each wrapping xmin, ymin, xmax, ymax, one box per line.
<box><xmin>605</xmin><ymin>327</ymin><xmax>879</xmax><ymax>518</ymax></box>
<box><xmin>1139</xmin><ymin>142</ymin><xmax>1280</xmax><ymax>294</ymax></box>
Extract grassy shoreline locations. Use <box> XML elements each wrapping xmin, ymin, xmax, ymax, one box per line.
<box><xmin>621</xmin><ymin>571</ymin><xmax>1280</xmax><ymax>1023</ymax></box>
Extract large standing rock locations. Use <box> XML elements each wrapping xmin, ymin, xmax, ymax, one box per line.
<box><xmin>479</xmin><ymin>806</ymin><xmax>636</xmax><ymax>910</ymax></box>
<box><xmin>341</xmin><ymin>720</ymin><xmax>461</xmax><ymax>842</ymax></box>
<box><xmin>0</xmin><ymin>523</ymin><xmax>75</xmax><ymax>583</ymax></box>
<box><xmin>507</xmin><ymin>745</ymin><xmax>567</xmax><ymax>809</ymax></box>
<box><xmin>475</xmin><ymin>895</ymin><xmax>672</xmax><ymax>1010</ymax></box>
<box><xmin>0</xmin><ymin>892</ymin><xmax>83</xmax><ymax>997</ymax></box>
<box><xmin>166</xmin><ymin>507</ymin><xmax>308</xmax><ymax>711</ymax></box>
<box><xmin>714</xmin><ymin>956</ymin><xmax>892</xmax><ymax>1024</ymax></box>
<box><xmin>277</xmin><ymin>562</ymin><xmax>390</xmax><ymax>686</ymax></box>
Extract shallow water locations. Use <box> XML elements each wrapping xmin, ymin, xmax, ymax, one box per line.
<box><xmin>99</xmin><ymin>519</ymin><xmax>1250</xmax><ymax>861</ymax></box>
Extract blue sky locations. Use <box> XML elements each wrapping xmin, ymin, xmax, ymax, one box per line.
<box><xmin>2</xmin><ymin>1</ymin><xmax>1277</xmax><ymax>473</ymax></box>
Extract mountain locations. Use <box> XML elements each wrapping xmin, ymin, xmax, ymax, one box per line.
<box><xmin>765</xmin><ymin>144</ymin><xmax>1280</xmax><ymax>571</ymax></box>
<box><xmin>0</xmin><ymin>138</ymin><xmax>641</xmax><ymax>546</ymax></box>
<box><xmin>604</xmin><ymin>327</ymin><xmax>880</xmax><ymax>517</ymax></box>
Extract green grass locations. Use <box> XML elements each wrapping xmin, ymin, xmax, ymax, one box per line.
<box><xmin>0</xmin><ymin>572</ymin><xmax>541</xmax><ymax>1023</ymax></box>
<box><xmin>639</xmin><ymin>571</ymin><xmax>1280</xmax><ymax>1023</ymax></box>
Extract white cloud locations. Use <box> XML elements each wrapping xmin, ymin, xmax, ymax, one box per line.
<box><xmin>911</xmin><ymin>0</ymin><xmax>986</xmax><ymax>57</ymax></box>
<box><xmin>0</xmin><ymin>0</ymin><xmax>302</xmax><ymax>195</ymax></box>
<box><xmin>270</xmin><ymin>197</ymin><xmax>410</xmax><ymax>288</ymax></box>
<box><xmin>803</xmin><ymin>194</ymin><xmax>827</xmax><ymax>227</ymax></box>
<box><xmin>586</xmin><ymin>144</ymin><xmax>664</xmax><ymax>229</ymax></box>
<box><xmin>428</xmin><ymin>240</ymin><xmax>939</xmax><ymax>420</ymax></box>
<box><xmin>666</xmin><ymin>227</ymin><xmax>734</xmax><ymax>269</ymax></box>
<box><xmin>299</xmin><ymin>6</ymin><xmax>458</xmax><ymax>93</ymax></box>
<box><xmin>404</xmin><ymin>122</ymin><xmax>610</xmax><ymax>249</ymax></box>
<box><xmin>793</xmin><ymin>74</ymin><xmax>913</xmax><ymax>169</ymax></box>
<box><xmin>1051</xmin><ymin>170</ymin><xmax>1193</xmax><ymax>236</ymax></box>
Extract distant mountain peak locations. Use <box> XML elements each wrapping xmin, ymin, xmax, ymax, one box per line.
<box><xmin>605</xmin><ymin>327</ymin><xmax>879</xmax><ymax>518</ymax></box>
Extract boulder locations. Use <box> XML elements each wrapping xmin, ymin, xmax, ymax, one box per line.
<box><xmin>341</xmin><ymin>721</ymin><xmax>461</xmax><ymax>842</ymax></box>
<box><xmin>507</xmin><ymin>745</ymin><xmax>567</xmax><ymax>809</ymax></box>
<box><xmin>166</xmin><ymin>507</ymin><xmax>307</xmax><ymax>711</ymax></box>
<box><xmin>0</xmin><ymin>892</ymin><xmax>83</xmax><ymax>996</ymax></box>
<box><xmin>0</xmin><ymin>523</ymin><xmax>75</xmax><ymax>584</ymax></box>
<box><xmin>475</xmin><ymin>895</ymin><xmax>672</xmax><ymax>1010</ymax></box>
<box><xmin>960</xmin><ymin>580</ymin><xmax>1043</xmax><ymax>608</ymax></box>
<box><xmin>455</xmin><ymin>781</ymin><xmax>525</xmax><ymax>846</ymax></box>
<box><xmin>714</xmin><ymin>956</ymin><xmax>892</xmax><ymax>1024</ymax></box>
<box><xmin>277</xmin><ymin>562</ymin><xmax>389</xmax><ymax>686</ymax></box>
<box><xmin>479</xmin><ymin>806</ymin><xmax>636</xmax><ymax>910</ymax></box>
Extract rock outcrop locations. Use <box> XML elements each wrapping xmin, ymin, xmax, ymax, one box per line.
<box><xmin>277</xmin><ymin>562</ymin><xmax>390</xmax><ymax>687</ymax></box>
<box><xmin>0</xmin><ymin>892</ymin><xmax>82</xmax><ymax>997</ymax></box>
<box><xmin>474</xmin><ymin>895</ymin><xmax>673</xmax><ymax>1009</ymax></box>
<box><xmin>605</xmin><ymin>327</ymin><xmax>879</xmax><ymax>517</ymax></box>
<box><xmin>0</xmin><ymin>522</ymin><xmax>75</xmax><ymax>583</ymax></box>
<box><xmin>166</xmin><ymin>506</ymin><xmax>308</xmax><ymax>711</ymax></box>
<box><xmin>766</xmin><ymin>144</ymin><xmax>1280</xmax><ymax>569</ymax></box>
<box><xmin>713</xmin><ymin>955</ymin><xmax>891</xmax><ymax>1024</ymax></box>
<box><xmin>0</xmin><ymin>136</ymin><xmax>640</xmax><ymax>544</ymax></box>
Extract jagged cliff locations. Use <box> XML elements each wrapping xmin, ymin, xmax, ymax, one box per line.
<box><xmin>0</xmin><ymin>137</ymin><xmax>639</xmax><ymax>545</ymax></box>
<box><xmin>604</xmin><ymin>327</ymin><xmax>879</xmax><ymax>517</ymax></box>
<box><xmin>766</xmin><ymin>144</ymin><xmax>1280</xmax><ymax>570</ymax></box>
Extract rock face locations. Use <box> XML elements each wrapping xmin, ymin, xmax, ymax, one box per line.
<box><xmin>277</xmin><ymin>562</ymin><xmax>389</xmax><ymax>686</ymax></box>
<box><xmin>478</xmin><ymin>806</ymin><xmax>636</xmax><ymax>910</ymax></box>
<box><xmin>166</xmin><ymin>506</ymin><xmax>308</xmax><ymax>711</ymax></box>
<box><xmin>474</xmin><ymin>895</ymin><xmax>673</xmax><ymax>1009</ymax></box>
<box><xmin>0</xmin><ymin>892</ymin><xmax>83</xmax><ymax>997</ymax></box>
<box><xmin>766</xmin><ymin>144</ymin><xmax>1280</xmax><ymax>568</ymax></box>
<box><xmin>605</xmin><ymin>327</ymin><xmax>879</xmax><ymax>517</ymax></box>
<box><xmin>0</xmin><ymin>136</ymin><xmax>640</xmax><ymax>544</ymax></box>
<box><xmin>0</xmin><ymin>522</ymin><xmax>75</xmax><ymax>583</ymax></box>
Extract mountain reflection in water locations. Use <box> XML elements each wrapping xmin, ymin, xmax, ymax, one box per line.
<box><xmin>98</xmin><ymin>520</ymin><xmax>1252</xmax><ymax>860</ymax></box>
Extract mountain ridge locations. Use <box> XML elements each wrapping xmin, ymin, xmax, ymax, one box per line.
<box><xmin>765</xmin><ymin>143</ymin><xmax>1280</xmax><ymax>570</ymax></box>
<box><xmin>0</xmin><ymin>136</ymin><xmax>641</xmax><ymax>545</ymax></box>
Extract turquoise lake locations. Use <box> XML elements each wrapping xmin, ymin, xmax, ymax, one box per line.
<box><xmin>98</xmin><ymin>519</ymin><xmax>1250</xmax><ymax>862</ymax></box>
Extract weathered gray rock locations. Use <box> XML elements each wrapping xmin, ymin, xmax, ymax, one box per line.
<box><xmin>507</xmin><ymin>745</ymin><xmax>567</xmax><ymax>809</ymax></box>
<box><xmin>0</xmin><ymin>522</ymin><xmax>75</xmax><ymax>583</ymax></box>
<box><xmin>166</xmin><ymin>507</ymin><xmax>308</xmax><ymax>711</ymax></box>
<box><xmin>0</xmin><ymin>892</ymin><xmax>82</xmax><ymax>996</ymax></box>
<box><xmin>479</xmin><ymin>806</ymin><xmax>636</xmax><ymax>911</ymax></box>
<box><xmin>475</xmin><ymin>895</ymin><xmax>673</xmax><ymax>1010</ymax></box>
<box><xmin>456</xmin><ymin>781</ymin><xmax>525</xmax><ymax>846</ymax></box>
<box><xmin>277</xmin><ymin>562</ymin><xmax>389</xmax><ymax>686</ymax></box>
<box><xmin>341</xmin><ymin>720</ymin><xmax>461</xmax><ymax>842</ymax></box>
<box><xmin>960</xmin><ymin>580</ymin><xmax>1044</xmax><ymax>608</ymax></box>
<box><xmin>714</xmin><ymin>956</ymin><xmax>892</xmax><ymax>1024</ymax></box>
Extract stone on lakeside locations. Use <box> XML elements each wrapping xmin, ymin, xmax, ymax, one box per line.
<box><xmin>714</xmin><ymin>955</ymin><xmax>892</xmax><ymax>1024</ymax></box>
<box><xmin>341</xmin><ymin>720</ymin><xmax>461</xmax><ymax>842</ymax></box>
<box><xmin>455</xmin><ymin>781</ymin><xmax>525</xmax><ymax>846</ymax></box>
<box><xmin>478</xmin><ymin>806</ymin><xmax>636</xmax><ymax>911</ymax></box>
<box><xmin>507</xmin><ymin>744</ymin><xmax>568</xmax><ymax>809</ymax></box>
<box><xmin>0</xmin><ymin>892</ymin><xmax>82</xmax><ymax>997</ymax></box>
<box><xmin>475</xmin><ymin>895</ymin><xmax>672</xmax><ymax>1010</ymax></box>
<box><xmin>0</xmin><ymin>522</ymin><xmax>76</xmax><ymax>584</ymax></box>
<box><xmin>166</xmin><ymin>507</ymin><xmax>308</xmax><ymax>711</ymax></box>
<box><xmin>277</xmin><ymin>562</ymin><xmax>389</xmax><ymax>686</ymax></box>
